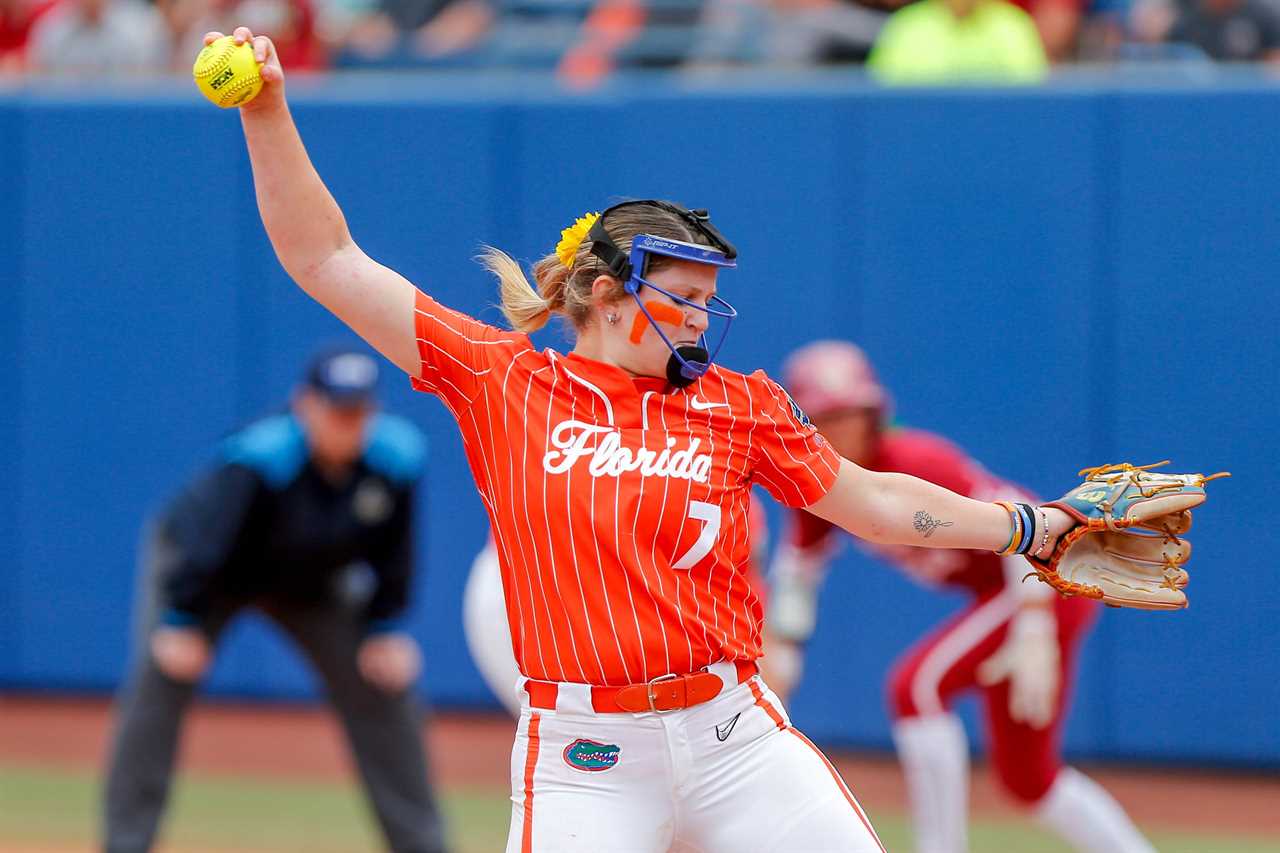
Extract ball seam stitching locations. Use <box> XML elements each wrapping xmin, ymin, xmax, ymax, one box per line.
<box><xmin>218</xmin><ymin>74</ymin><xmax>263</xmax><ymax>106</ymax></box>
<box><xmin>193</xmin><ymin>43</ymin><xmax>236</xmax><ymax>80</ymax></box>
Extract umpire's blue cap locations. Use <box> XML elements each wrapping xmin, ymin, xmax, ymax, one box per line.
<box><xmin>304</xmin><ymin>347</ymin><xmax>380</xmax><ymax>407</ymax></box>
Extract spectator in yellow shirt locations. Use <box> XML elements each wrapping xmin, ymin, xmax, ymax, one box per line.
<box><xmin>868</xmin><ymin>0</ymin><xmax>1047</xmax><ymax>83</ymax></box>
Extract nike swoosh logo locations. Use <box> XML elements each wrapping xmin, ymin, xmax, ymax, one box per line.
<box><xmin>690</xmin><ymin>399</ymin><xmax>729</xmax><ymax>411</ymax></box>
<box><xmin>715</xmin><ymin>712</ymin><xmax>741</xmax><ymax>742</ymax></box>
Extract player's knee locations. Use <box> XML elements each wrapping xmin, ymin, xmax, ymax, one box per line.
<box><xmin>995</xmin><ymin>761</ymin><xmax>1058</xmax><ymax>806</ymax></box>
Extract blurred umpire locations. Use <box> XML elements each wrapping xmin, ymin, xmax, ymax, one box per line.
<box><xmin>102</xmin><ymin>347</ymin><xmax>447</xmax><ymax>853</ymax></box>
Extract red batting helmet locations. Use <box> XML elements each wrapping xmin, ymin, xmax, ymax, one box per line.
<box><xmin>782</xmin><ymin>340</ymin><xmax>890</xmax><ymax>419</ymax></box>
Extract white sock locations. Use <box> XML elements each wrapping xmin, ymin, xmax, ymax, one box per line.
<box><xmin>1035</xmin><ymin>767</ymin><xmax>1156</xmax><ymax>853</ymax></box>
<box><xmin>892</xmin><ymin>713</ymin><xmax>970</xmax><ymax>853</ymax></box>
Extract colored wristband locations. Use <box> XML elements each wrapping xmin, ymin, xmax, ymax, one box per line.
<box><xmin>1014</xmin><ymin>503</ymin><xmax>1037</xmax><ymax>555</ymax></box>
<box><xmin>995</xmin><ymin>501</ymin><xmax>1021</xmax><ymax>556</ymax></box>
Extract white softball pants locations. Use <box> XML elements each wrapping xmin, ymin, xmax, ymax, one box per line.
<box><xmin>504</xmin><ymin>675</ymin><xmax>885</xmax><ymax>853</ymax></box>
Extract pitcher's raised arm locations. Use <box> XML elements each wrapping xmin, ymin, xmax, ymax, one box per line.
<box><xmin>221</xmin><ymin>27</ymin><xmax>421</xmax><ymax>376</ymax></box>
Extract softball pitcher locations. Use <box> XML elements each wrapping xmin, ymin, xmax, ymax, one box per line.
<box><xmin>221</xmin><ymin>26</ymin><xmax>1087</xmax><ymax>851</ymax></box>
<box><xmin>465</xmin><ymin>495</ymin><xmax>772</xmax><ymax>717</ymax></box>
<box><xmin>766</xmin><ymin>340</ymin><xmax>1156</xmax><ymax>853</ymax></box>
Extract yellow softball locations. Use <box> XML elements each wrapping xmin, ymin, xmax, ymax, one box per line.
<box><xmin>192</xmin><ymin>36</ymin><xmax>263</xmax><ymax>109</ymax></box>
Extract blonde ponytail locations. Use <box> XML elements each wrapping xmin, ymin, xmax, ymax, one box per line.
<box><xmin>482</xmin><ymin>201</ymin><xmax>702</xmax><ymax>334</ymax></box>
<box><xmin>480</xmin><ymin>246</ymin><xmax>557</xmax><ymax>333</ymax></box>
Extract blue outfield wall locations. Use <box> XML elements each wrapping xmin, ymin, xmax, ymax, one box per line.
<box><xmin>1</xmin><ymin>75</ymin><xmax>1277</xmax><ymax>766</ymax></box>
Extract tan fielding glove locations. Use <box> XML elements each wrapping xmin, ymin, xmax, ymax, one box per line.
<box><xmin>1026</xmin><ymin>461</ymin><xmax>1228</xmax><ymax>610</ymax></box>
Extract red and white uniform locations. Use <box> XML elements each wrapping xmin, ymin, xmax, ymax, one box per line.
<box><xmin>788</xmin><ymin>427</ymin><xmax>1098</xmax><ymax>802</ymax></box>
<box><xmin>411</xmin><ymin>291</ymin><xmax>883</xmax><ymax>852</ymax></box>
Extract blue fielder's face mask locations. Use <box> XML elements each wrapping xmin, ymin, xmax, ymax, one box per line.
<box><xmin>587</xmin><ymin>202</ymin><xmax>739</xmax><ymax>389</ymax></box>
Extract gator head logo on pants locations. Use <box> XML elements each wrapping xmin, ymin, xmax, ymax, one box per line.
<box><xmin>562</xmin><ymin>738</ymin><xmax>621</xmax><ymax>772</ymax></box>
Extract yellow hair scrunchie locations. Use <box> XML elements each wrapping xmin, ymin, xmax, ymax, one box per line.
<box><xmin>555</xmin><ymin>212</ymin><xmax>601</xmax><ymax>268</ymax></box>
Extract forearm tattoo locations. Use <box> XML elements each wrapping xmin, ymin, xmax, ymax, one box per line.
<box><xmin>913</xmin><ymin>511</ymin><xmax>954</xmax><ymax>539</ymax></box>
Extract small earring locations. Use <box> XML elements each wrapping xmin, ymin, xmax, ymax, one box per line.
<box><xmin>606</xmin><ymin>313</ymin><xmax>619</xmax><ymax>325</ymax></box>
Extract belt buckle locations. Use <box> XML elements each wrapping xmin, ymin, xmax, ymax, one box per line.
<box><xmin>646</xmin><ymin>673</ymin><xmax>680</xmax><ymax>713</ymax></box>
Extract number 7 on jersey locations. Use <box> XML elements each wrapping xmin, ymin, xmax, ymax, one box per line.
<box><xmin>673</xmin><ymin>501</ymin><xmax>721</xmax><ymax>570</ymax></box>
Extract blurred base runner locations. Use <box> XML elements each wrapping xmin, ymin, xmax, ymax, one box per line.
<box><xmin>768</xmin><ymin>339</ymin><xmax>1157</xmax><ymax>853</ymax></box>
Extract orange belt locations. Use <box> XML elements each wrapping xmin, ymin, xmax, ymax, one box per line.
<box><xmin>524</xmin><ymin>661</ymin><xmax>759</xmax><ymax>714</ymax></box>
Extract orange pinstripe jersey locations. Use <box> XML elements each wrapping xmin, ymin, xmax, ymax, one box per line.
<box><xmin>411</xmin><ymin>290</ymin><xmax>840</xmax><ymax>685</ymax></box>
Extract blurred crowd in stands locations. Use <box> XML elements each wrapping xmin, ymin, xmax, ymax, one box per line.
<box><xmin>2</xmin><ymin>0</ymin><xmax>1278</xmax><ymax>82</ymax></box>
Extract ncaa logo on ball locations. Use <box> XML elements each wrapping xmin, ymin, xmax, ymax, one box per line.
<box><xmin>210</xmin><ymin>68</ymin><xmax>235</xmax><ymax>91</ymax></box>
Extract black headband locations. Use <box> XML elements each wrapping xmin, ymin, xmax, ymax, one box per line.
<box><xmin>586</xmin><ymin>200</ymin><xmax>737</xmax><ymax>282</ymax></box>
